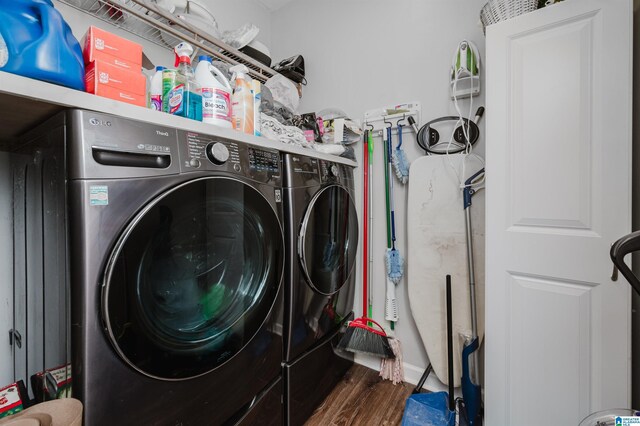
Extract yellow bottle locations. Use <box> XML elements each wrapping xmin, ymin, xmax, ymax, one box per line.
<box><xmin>230</xmin><ymin>65</ymin><xmax>254</xmax><ymax>134</ymax></box>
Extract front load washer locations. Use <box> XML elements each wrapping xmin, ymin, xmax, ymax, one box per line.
<box><xmin>282</xmin><ymin>153</ymin><xmax>358</xmax><ymax>425</ymax></box>
<box><xmin>18</xmin><ymin>109</ymin><xmax>285</xmax><ymax>425</ymax></box>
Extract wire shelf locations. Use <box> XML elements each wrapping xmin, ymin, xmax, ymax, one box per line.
<box><xmin>58</xmin><ymin>0</ymin><xmax>277</xmax><ymax>82</ymax></box>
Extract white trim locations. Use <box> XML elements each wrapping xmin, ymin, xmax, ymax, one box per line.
<box><xmin>354</xmin><ymin>354</ymin><xmax>462</xmax><ymax>397</ymax></box>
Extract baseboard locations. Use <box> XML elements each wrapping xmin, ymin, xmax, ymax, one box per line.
<box><xmin>354</xmin><ymin>354</ymin><xmax>462</xmax><ymax>397</ymax></box>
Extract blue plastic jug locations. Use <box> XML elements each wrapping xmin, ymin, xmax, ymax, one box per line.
<box><xmin>0</xmin><ymin>0</ymin><xmax>85</xmax><ymax>91</ymax></box>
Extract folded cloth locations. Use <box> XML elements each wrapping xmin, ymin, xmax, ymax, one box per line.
<box><xmin>260</xmin><ymin>113</ymin><xmax>312</xmax><ymax>148</ymax></box>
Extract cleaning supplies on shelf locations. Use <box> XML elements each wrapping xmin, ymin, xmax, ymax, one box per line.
<box><xmin>0</xmin><ymin>0</ymin><xmax>85</xmax><ymax>91</ymax></box>
<box><xmin>82</xmin><ymin>26</ymin><xmax>146</xmax><ymax>106</ymax></box>
<box><xmin>149</xmin><ymin>66</ymin><xmax>166</xmax><ymax>110</ymax></box>
<box><xmin>252</xmin><ymin>80</ymin><xmax>262</xmax><ymax>136</ymax></box>
<box><xmin>230</xmin><ymin>64</ymin><xmax>254</xmax><ymax>134</ymax></box>
<box><xmin>195</xmin><ymin>55</ymin><xmax>232</xmax><ymax>127</ymax></box>
<box><xmin>163</xmin><ymin>42</ymin><xmax>202</xmax><ymax>121</ymax></box>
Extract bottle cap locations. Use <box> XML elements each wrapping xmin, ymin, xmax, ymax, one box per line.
<box><xmin>198</xmin><ymin>55</ymin><xmax>212</xmax><ymax>62</ymax></box>
<box><xmin>156</xmin><ymin>66</ymin><xmax>166</xmax><ymax>71</ymax></box>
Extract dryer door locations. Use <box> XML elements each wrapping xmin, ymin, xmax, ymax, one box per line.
<box><xmin>102</xmin><ymin>177</ymin><xmax>283</xmax><ymax>380</ymax></box>
<box><xmin>298</xmin><ymin>185</ymin><xmax>358</xmax><ymax>296</ymax></box>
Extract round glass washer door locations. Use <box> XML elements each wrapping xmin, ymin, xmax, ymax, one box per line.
<box><xmin>298</xmin><ymin>185</ymin><xmax>358</xmax><ymax>296</ymax></box>
<box><xmin>102</xmin><ymin>177</ymin><xmax>284</xmax><ymax>380</ymax></box>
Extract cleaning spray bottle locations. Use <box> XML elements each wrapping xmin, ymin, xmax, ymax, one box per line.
<box><xmin>163</xmin><ymin>42</ymin><xmax>202</xmax><ymax>121</ymax></box>
<box><xmin>195</xmin><ymin>56</ymin><xmax>232</xmax><ymax>128</ymax></box>
<box><xmin>230</xmin><ymin>64</ymin><xmax>253</xmax><ymax>134</ymax></box>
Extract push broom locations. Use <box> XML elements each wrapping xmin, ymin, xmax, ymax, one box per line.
<box><xmin>337</xmin><ymin>129</ymin><xmax>395</xmax><ymax>359</ymax></box>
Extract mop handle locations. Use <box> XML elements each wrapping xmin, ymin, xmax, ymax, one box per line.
<box><xmin>387</xmin><ymin>126</ymin><xmax>397</xmax><ymax>247</ymax></box>
<box><xmin>362</xmin><ymin>131</ymin><xmax>369</xmax><ymax>315</ymax></box>
<box><xmin>383</xmin><ymin>130</ymin><xmax>391</xmax><ymax>249</ymax></box>
<box><xmin>397</xmin><ymin>123</ymin><xmax>403</xmax><ymax>148</ymax></box>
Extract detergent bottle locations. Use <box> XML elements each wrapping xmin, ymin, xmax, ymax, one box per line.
<box><xmin>163</xmin><ymin>43</ymin><xmax>202</xmax><ymax>121</ymax></box>
<box><xmin>0</xmin><ymin>0</ymin><xmax>85</xmax><ymax>90</ymax></box>
<box><xmin>195</xmin><ymin>56</ymin><xmax>232</xmax><ymax>128</ymax></box>
<box><xmin>149</xmin><ymin>65</ymin><xmax>165</xmax><ymax>111</ymax></box>
<box><xmin>230</xmin><ymin>64</ymin><xmax>254</xmax><ymax>134</ymax></box>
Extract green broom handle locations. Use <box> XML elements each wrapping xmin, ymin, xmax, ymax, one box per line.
<box><xmin>383</xmin><ymin>131</ymin><xmax>391</xmax><ymax>249</ymax></box>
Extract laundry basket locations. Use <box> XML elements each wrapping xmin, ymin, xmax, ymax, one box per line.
<box><xmin>480</xmin><ymin>0</ymin><xmax>538</xmax><ymax>33</ymax></box>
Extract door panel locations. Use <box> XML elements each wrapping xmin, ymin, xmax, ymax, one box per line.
<box><xmin>486</xmin><ymin>0</ymin><xmax>632</xmax><ymax>424</ymax></box>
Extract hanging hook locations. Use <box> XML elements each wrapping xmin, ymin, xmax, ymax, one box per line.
<box><xmin>383</xmin><ymin>116</ymin><xmax>393</xmax><ymax>129</ymax></box>
<box><xmin>396</xmin><ymin>113</ymin><xmax>407</xmax><ymax>127</ymax></box>
<box><xmin>366</xmin><ymin>123</ymin><xmax>374</xmax><ymax>131</ymax></box>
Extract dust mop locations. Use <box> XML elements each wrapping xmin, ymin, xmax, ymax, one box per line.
<box><xmin>385</xmin><ymin>125</ymin><xmax>404</xmax><ymax>284</ymax></box>
<box><xmin>383</xmin><ymin>128</ymin><xmax>399</xmax><ymax>328</ymax></box>
<box><xmin>338</xmin><ymin>129</ymin><xmax>395</xmax><ymax>359</ymax></box>
<box><xmin>393</xmin><ymin>122</ymin><xmax>410</xmax><ymax>184</ymax></box>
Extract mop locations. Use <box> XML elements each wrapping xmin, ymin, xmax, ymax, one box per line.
<box><xmin>386</xmin><ymin>125</ymin><xmax>404</xmax><ymax>284</ymax></box>
<box><xmin>393</xmin><ymin>122</ymin><xmax>410</xmax><ymax>184</ymax></box>
<box><xmin>383</xmin><ymin>128</ymin><xmax>398</xmax><ymax>327</ymax></box>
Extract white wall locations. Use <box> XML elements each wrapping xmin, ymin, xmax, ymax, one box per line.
<box><xmin>271</xmin><ymin>0</ymin><xmax>487</xmax><ymax>389</ymax></box>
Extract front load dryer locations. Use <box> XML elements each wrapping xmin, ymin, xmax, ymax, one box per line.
<box><xmin>20</xmin><ymin>109</ymin><xmax>285</xmax><ymax>425</ymax></box>
<box><xmin>282</xmin><ymin>153</ymin><xmax>358</xmax><ymax>425</ymax></box>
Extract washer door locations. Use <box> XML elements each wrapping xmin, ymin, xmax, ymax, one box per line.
<box><xmin>102</xmin><ymin>177</ymin><xmax>283</xmax><ymax>380</ymax></box>
<box><xmin>298</xmin><ymin>185</ymin><xmax>358</xmax><ymax>295</ymax></box>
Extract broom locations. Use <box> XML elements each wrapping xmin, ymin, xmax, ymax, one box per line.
<box><xmin>337</xmin><ymin>129</ymin><xmax>395</xmax><ymax>359</ymax></box>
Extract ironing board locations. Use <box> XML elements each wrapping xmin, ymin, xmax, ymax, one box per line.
<box><xmin>407</xmin><ymin>154</ymin><xmax>485</xmax><ymax>387</ymax></box>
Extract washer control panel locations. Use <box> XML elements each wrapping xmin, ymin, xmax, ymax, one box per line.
<box><xmin>177</xmin><ymin>130</ymin><xmax>280</xmax><ymax>184</ymax></box>
<box><xmin>248</xmin><ymin>147</ymin><xmax>280</xmax><ymax>173</ymax></box>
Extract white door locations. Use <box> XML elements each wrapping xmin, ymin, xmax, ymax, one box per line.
<box><xmin>485</xmin><ymin>0</ymin><xmax>633</xmax><ymax>424</ymax></box>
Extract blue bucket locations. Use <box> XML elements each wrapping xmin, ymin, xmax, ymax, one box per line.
<box><xmin>0</xmin><ymin>0</ymin><xmax>85</xmax><ymax>90</ymax></box>
<box><xmin>401</xmin><ymin>391</ymin><xmax>456</xmax><ymax>426</ymax></box>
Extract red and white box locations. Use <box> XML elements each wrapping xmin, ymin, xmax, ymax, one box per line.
<box><xmin>85</xmin><ymin>60</ymin><xmax>147</xmax><ymax>107</ymax></box>
<box><xmin>82</xmin><ymin>26</ymin><xmax>143</xmax><ymax>71</ymax></box>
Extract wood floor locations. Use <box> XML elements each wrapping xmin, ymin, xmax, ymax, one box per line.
<box><xmin>304</xmin><ymin>364</ymin><xmax>413</xmax><ymax>426</ymax></box>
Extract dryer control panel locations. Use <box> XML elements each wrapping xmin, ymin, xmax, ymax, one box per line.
<box><xmin>177</xmin><ymin>130</ymin><xmax>281</xmax><ymax>184</ymax></box>
<box><xmin>319</xmin><ymin>160</ymin><xmax>354</xmax><ymax>186</ymax></box>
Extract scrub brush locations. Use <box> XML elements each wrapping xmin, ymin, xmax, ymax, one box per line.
<box><xmin>392</xmin><ymin>123</ymin><xmax>410</xmax><ymax>184</ymax></box>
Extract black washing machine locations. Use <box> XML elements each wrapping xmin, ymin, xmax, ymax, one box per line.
<box><xmin>282</xmin><ymin>153</ymin><xmax>358</xmax><ymax>425</ymax></box>
<box><xmin>15</xmin><ymin>110</ymin><xmax>285</xmax><ymax>425</ymax></box>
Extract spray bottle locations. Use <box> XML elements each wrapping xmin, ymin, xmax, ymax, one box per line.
<box><xmin>230</xmin><ymin>64</ymin><xmax>253</xmax><ymax>134</ymax></box>
<box><xmin>163</xmin><ymin>42</ymin><xmax>202</xmax><ymax>121</ymax></box>
<box><xmin>195</xmin><ymin>56</ymin><xmax>232</xmax><ymax>128</ymax></box>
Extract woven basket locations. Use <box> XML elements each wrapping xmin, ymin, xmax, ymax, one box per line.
<box><xmin>480</xmin><ymin>0</ymin><xmax>538</xmax><ymax>33</ymax></box>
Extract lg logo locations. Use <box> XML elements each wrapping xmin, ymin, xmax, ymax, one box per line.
<box><xmin>89</xmin><ymin>118</ymin><xmax>111</xmax><ymax>126</ymax></box>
